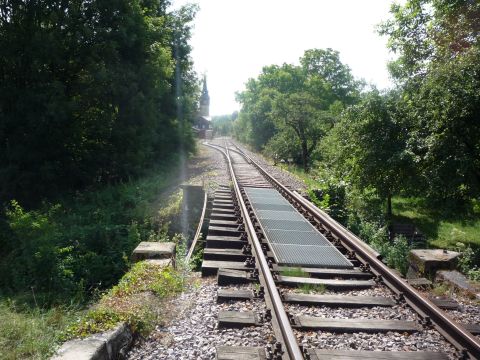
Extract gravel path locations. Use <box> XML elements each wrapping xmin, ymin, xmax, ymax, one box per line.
<box><xmin>127</xmin><ymin>278</ymin><xmax>274</xmax><ymax>360</ymax></box>
<box><xmin>185</xmin><ymin>140</ymin><xmax>229</xmax><ymax>194</ymax></box>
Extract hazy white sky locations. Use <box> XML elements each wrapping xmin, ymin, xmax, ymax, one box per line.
<box><xmin>171</xmin><ymin>0</ymin><xmax>397</xmax><ymax>116</ymax></box>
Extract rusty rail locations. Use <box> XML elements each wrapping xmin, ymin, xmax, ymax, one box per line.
<box><xmin>185</xmin><ymin>191</ymin><xmax>208</xmax><ymax>263</ymax></box>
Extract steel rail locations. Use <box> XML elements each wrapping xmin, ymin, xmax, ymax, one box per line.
<box><xmin>185</xmin><ymin>191</ymin><xmax>208</xmax><ymax>263</ymax></box>
<box><xmin>206</xmin><ymin>141</ymin><xmax>304</xmax><ymax>360</ymax></box>
<box><xmin>231</xmin><ymin>143</ymin><xmax>480</xmax><ymax>360</ymax></box>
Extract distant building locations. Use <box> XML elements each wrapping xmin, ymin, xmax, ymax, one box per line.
<box><xmin>193</xmin><ymin>75</ymin><xmax>213</xmax><ymax>139</ymax></box>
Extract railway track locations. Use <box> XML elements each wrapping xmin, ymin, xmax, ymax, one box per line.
<box><xmin>198</xmin><ymin>140</ymin><xmax>480</xmax><ymax>360</ymax></box>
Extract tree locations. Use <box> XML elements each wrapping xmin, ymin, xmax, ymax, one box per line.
<box><xmin>271</xmin><ymin>93</ymin><xmax>331</xmax><ymax>171</ymax></box>
<box><xmin>0</xmin><ymin>0</ymin><xmax>198</xmax><ymax>205</ymax></box>
<box><xmin>379</xmin><ymin>0</ymin><xmax>480</xmax><ymax>82</ymax></box>
<box><xmin>406</xmin><ymin>48</ymin><xmax>480</xmax><ymax>200</ymax></box>
<box><xmin>301</xmin><ymin>48</ymin><xmax>361</xmax><ymax>104</ymax></box>
<box><xmin>235</xmin><ymin>48</ymin><xmax>360</xmax><ymax>164</ymax></box>
<box><xmin>379</xmin><ymin>0</ymin><xmax>480</xmax><ymax>202</ymax></box>
<box><xmin>329</xmin><ymin>91</ymin><xmax>414</xmax><ymax>218</ymax></box>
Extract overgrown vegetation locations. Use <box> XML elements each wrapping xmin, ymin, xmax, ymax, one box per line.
<box><xmin>0</xmin><ymin>161</ymin><xmax>188</xmax><ymax>358</ymax></box>
<box><xmin>0</xmin><ymin>161</ymin><xmax>184</xmax><ymax>304</ymax></box>
<box><xmin>0</xmin><ymin>302</ymin><xmax>77</xmax><ymax>360</ymax></box>
<box><xmin>65</xmin><ymin>261</ymin><xmax>186</xmax><ymax>339</ymax></box>
<box><xmin>0</xmin><ymin>1</ymin><xmax>200</xmax><ymax>350</ymax></box>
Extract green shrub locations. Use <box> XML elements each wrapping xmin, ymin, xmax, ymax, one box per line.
<box><xmin>383</xmin><ymin>236</ymin><xmax>411</xmax><ymax>276</ymax></box>
<box><xmin>308</xmin><ymin>180</ymin><xmax>348</xmax><ymax>224</ymax></box>
<box><xmin>2</xmin><ymin>201</ymin><xmax>79</xmax><ymax>299</ymax></box>
<box><xmin>0</xmin><ymin>163</ymin><xmax>181</xmax><ymax>305</ymax></box>
<box><xmin>456</xmin><ymin>242</ymin><xmax>480</xmax><ymax>281</ymax></box>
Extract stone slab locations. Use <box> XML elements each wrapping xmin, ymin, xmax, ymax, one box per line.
<box><xmin>436</xmin><ymin>270</ymin><xmax>480</xmax><ymax>299</ymax></box>
<box><xmin>144</xmin><ymin>258</ymin><xmax>171</xmax><ymax>267</ymax></box>
<box><xmin>408</xmin><ymin>249</ymin><xmax>460</xmax><ymax>278</ymax></box>
<box><xmin>131</xmin><ymin>241</ymin><xmax>175</xmax><ymax>262</ymax></box>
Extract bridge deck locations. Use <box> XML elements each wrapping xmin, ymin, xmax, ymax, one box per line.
<box><xmin>244</xmin><ymin>187</ymin><xmax>353</xmax><ymax>269</ymax></box>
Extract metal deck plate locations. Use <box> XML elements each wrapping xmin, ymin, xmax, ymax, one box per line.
<box><xmin>249</xmin><ymin>197</ymin><xmax>290</xmax><ymax>206</ymax></box>
<box><xmin>253</xmin><ymin>203</ymin><xmax>294</xmax><ymax>211</ymax></box>
<box><xmin>260</xmin><ymin>219</ymin><xmax>314</xmax><ymax>231</ymax></box>
<box><xmin>271</xmin><ymin>244</ymin><xmax>352</xmax><ymax>268</ymax></box>
<box><xmin>265</xmin><ymin>229</ymin><xmax>332</xmax><ymax>246</ymax></box>
<box><xmin>257</xmin><ymin>210</ymin><xmax>305</xmax><ymax>221</ymax></box>
<box><xmin>244</xmin><ymin>187</ymin><xmax>352</xmax><ymax>269</ymax></box>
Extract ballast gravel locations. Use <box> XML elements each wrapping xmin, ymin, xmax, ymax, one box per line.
<box><xmin>126</xmin><ymin>278</ymin><xmax>274</xmax><ymax>360</ymax></box>
<box><xmin>286</xmin><ymin>284</ymin><xmax>396</xmax><ymax>298</ymax></box>
<box><xmin>187</xmin><ymin>141</ymin><xmax>230</xmax><ymax>193</ymax></box>
<box><xmin>286</xmin><ymin>303</ymin><xmax>418</xmax><ymax>321</ymax></box>
<box><xmin>296</xmin><ymin>329</ymin><xmax>458</xmax><ymax>358</ymax></box>
<box><xmin>227</xmin><ymin>139</ymin><xmax>308</xmax><ymax>193</ymax></box>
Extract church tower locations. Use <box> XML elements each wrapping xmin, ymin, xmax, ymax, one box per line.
<box><xmin>199</xmin><ymin>75</ymin><xmax>210</xmax><ymax>117</ymax></box>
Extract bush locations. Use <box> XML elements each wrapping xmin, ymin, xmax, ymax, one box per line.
<box><xmin>2</xmin><ymin>201</ymin><xmax>79</xmax><ymax>299</ymax></box>
<box><xmin>456</xmin><ymin>242</ymin><xmax>480</xmax><ymax>281</ymax></box>
<box><xmin>307</xmin><ymin>179</ymin><xmax>348</xmax><ymax>224</ymax></box>
<box><xmin>0</xmin><ymin>163</ymin><xmax>182</xmax><ymax>305</ymax></box>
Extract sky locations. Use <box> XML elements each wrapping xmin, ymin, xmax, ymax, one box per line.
<box><xmin>171</xmin><ymin>0</ymin><xmax>397</xmax><ymax>116</ymax></box>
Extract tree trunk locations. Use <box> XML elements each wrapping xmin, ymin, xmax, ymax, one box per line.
<box><xmin>386</xmin><ymin>193</ymin><xmax>392</xmax><ymax>220</ymax></box>
<box><xmin>301</xmin><ymin>141</ymin><xmax>309</xmax><ymax>172</ymax></box>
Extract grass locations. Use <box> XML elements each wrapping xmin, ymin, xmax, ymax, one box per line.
<box><xmin>298</xmin><ymin>283</ymin><xmax>326</xmax><ymax>294</ymax></box>
<box><xmin>392</xmin><ymin>197</ymin><xmax>480</xmax><ymax>249</ymax></box>
<box><xmin>0</xmin><ymin>260</ymin><xmax>187</xmax><ymax>360</ymax></box>
<box><xmin>65</xmin><ymin>261</ymin><xmax>186</xmax><ymax>339</ymax></box>
<box><xmin>277</xmin><ymin>163</ymin><xmax>320</xmax><ymax>188</ymax></box>
<box><xmin>0</xmin><ymin>301</ymin><xmax>78</xmax><ymax>360</ymax></box>
<box><xmin>280</xmin><ymin>267</ymin><xmax>310</xmax><ymax>277</ymax></box>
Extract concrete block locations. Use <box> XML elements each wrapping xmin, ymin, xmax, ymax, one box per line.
<box><xmin>131</xmin><ymin>241</ymin><xmax>176</xmax><ymax>263</ymax></box>
<box><xmin>52</xmin><ymin>323</ymin><xmax>132</xmax><ymax>360</ymax></box>
<box><xmin>52</xmin><ymin>338</ymin><xmax>106</xmax><ymax>360</ymax></box>
<box><xmin>407</xmin><ymin>249</ymin><xmax>460</xmax><ymax>278</ymax></box>
<box><xmin>436</xmin><ymin>270</ymin><xmax>480</xmax><ymax>299</ymax></box>
<box><xmin>145</xmin><ymin>258</ymin><xmax>172</xmax><ymax>267</ymax></box>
